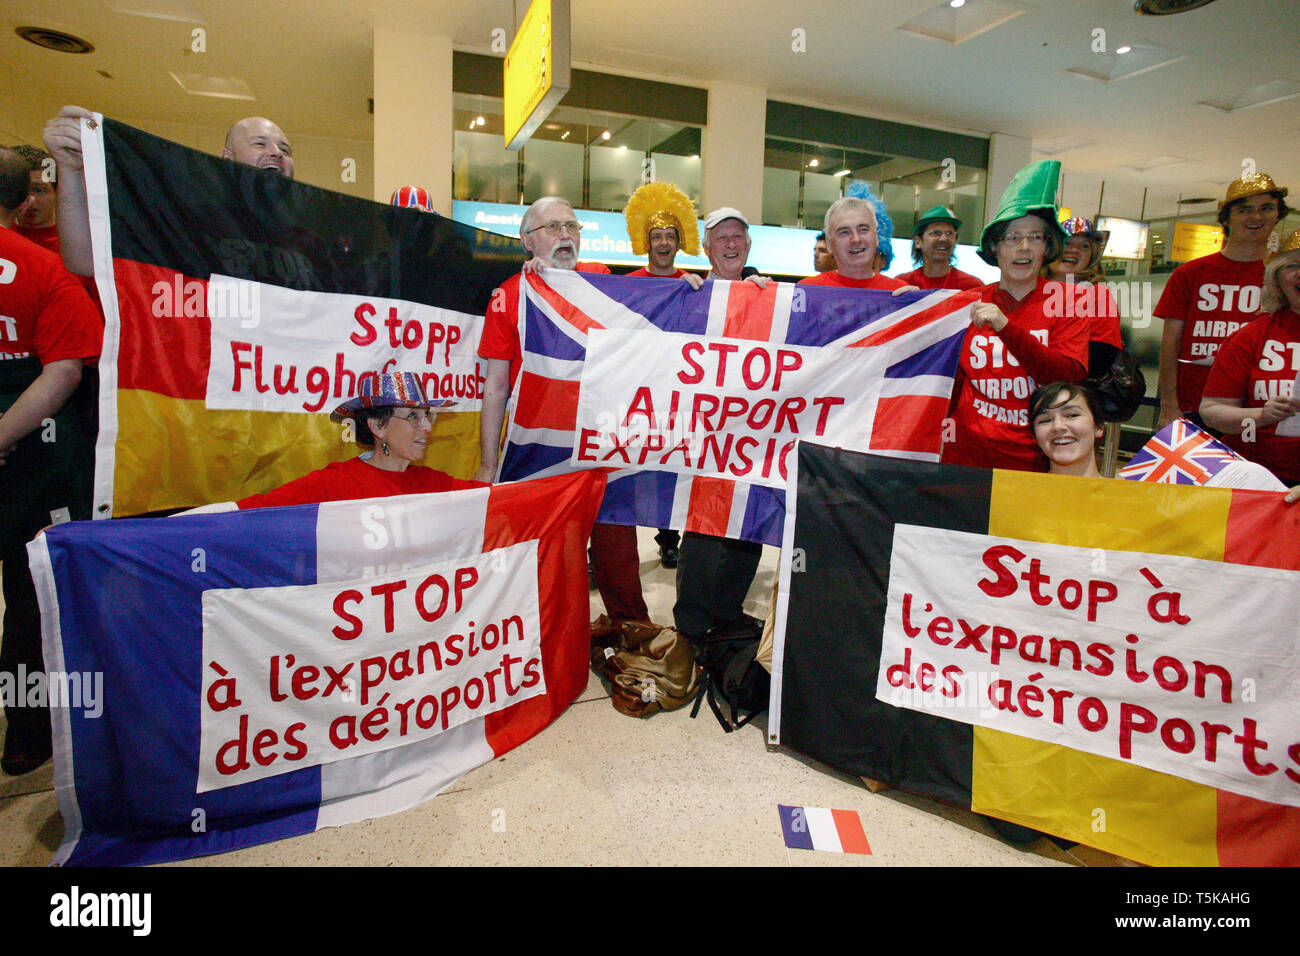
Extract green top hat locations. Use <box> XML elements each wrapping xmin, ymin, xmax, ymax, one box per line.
<box><xmin>978</xmin><ymin>160</ymin><xmax>1066</xmax><ymax>265</ymax></box>
<box><xmin>913</xmin><ymin>205</ymin><xmax>961</xmax><ymax>237</ymax></box>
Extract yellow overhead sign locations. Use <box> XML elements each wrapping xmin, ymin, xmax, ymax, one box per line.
<box><xmin>503</xmin><ymin>0</ymin><xmax>571</xmax><ymax>151</ymax></box>
<box><xmin>1169</xmin><ymin>221</ymin><xmax>1224</xmax><ymax>263</ymax></box>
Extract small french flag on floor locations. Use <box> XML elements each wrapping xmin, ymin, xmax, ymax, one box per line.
<box><xmin>778</xmin><ymin>804</ymin><xmax>872</xmax><ymax>855</ymax></box>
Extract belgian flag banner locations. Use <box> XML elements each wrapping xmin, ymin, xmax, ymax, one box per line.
<box><xmin>770</xmin><ymin>442</ymin><xmax>1300</xmax><ymax>866</ymax></box>
<box><xmin>79</xmin><ymin>116</ymin><xmax>525</xmax><ymax>516</ymax></box>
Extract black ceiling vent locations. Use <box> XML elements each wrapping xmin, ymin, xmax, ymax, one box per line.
<box><xmin>15</xmin><ymin>26</ymin><xmax>95</xmax><ymax>54</ymax></box>
<box><xmin>1134</xmin><ymin>0</ymin><xmax>1218</xmax><ymax>15</ymax></box>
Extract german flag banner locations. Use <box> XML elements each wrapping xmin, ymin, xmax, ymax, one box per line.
<box><xmin>79</xmin><ymin>115</ymin><xmax>524</xmax><ymax>516</ymax></box>
<box><xmin>769</xmin><ymin>442</ymin><xmax>1300</xmax><ymax>865</ymax></box>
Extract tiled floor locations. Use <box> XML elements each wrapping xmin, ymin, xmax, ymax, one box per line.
<box><xmin>0</xmin><ymin>532</ymin><xmax>1129</xmax><ymax>867</ymax></box>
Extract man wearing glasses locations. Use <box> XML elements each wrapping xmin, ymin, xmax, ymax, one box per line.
<box><xmin>475</xmin><ymin>196</ymin><xmax>659</xmax><ymax>633</ymax></box>
<box><xmin>475</xmin><ymin>196</ymin><xmax>610</xmax><ymax>480</ymax></box>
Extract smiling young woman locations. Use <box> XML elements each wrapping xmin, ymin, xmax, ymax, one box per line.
<box><xmin>1030</xmin><ymin>382</ymin><xmax>1105</xmax><ymax>478</ymax></box>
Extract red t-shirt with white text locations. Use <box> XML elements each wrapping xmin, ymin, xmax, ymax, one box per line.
<box><xmin>1202</xmin><ymin>308</ymin><xmax>1300</xmax><ymax>484</ymax></box>
<box><xmin>1155</xmin><ymin>252</ymin><xmax>1265</xmax><ymax>412</ymax></box>
<box><xmin>0</xmin><ymin>228</ymin><xmax>102</xmax><ymax>364</ymax></box>
<box><xmin>942</xmin><ymin>279</ymin><xmax>1090</xmax><ymax>471</ymax></box>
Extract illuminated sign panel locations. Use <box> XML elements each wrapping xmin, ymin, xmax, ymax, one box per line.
<box><xmin>1097</xmin><ymin>215</ymin><xmax>1150</xmax><ymax>261</ymax></box>
<box><xmin>1169</xmin><ymin>221</ymin><xmax>1224</xmax><ymax>263</ymax></box>
<box><xmin>503</xmin><ymin>0</ymin><xmax>571</xmax><ymax>151</ymax></box>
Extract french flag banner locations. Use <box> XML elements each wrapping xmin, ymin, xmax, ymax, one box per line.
<box><xmin>28</xmin><ymin>471</ymin><xmax>604</xmax><ymax>866</ymax></box>
<box><xmin>499</xmin><ymin>269</ymin><xmax>978</xmax><ymax>544</ymax></box>
<box><xmin>777</xmin><ymin>804</ymin><xmax>872</xmax><ymax>854</ymax></box>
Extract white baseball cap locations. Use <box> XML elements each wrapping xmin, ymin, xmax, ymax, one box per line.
<box><xmin>703</xmin><ymin>206</ymin><xmax>749</xmax><ymax>231</ymax></box>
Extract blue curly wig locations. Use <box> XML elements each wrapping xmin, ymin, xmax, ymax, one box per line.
<box><xmin>845</xmin><ymin>180</ymin><xmax>894</xmax><ymax>269</ymax></box>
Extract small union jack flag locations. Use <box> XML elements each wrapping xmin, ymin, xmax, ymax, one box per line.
<box><xmin>1119</xmin><ymin>419</ymin><xmax>1241</xmax><ymax>485</ymax></box>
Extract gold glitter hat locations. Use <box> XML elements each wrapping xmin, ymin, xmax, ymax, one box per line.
<box><xmin>624</xmin><ymin>181</ymin><xmax>700</xmax><ymax>257</ymax></box>
<box><xmin>1218</xmin><ymin>173</ymin><xmax>1288</xmax><ymax>212</ymax></box>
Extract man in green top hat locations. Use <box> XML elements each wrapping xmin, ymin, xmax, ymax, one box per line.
<box><xmin>896</xmin><ymin>205</ymin><xmax>984</xmax><ymax>291</ymax></box>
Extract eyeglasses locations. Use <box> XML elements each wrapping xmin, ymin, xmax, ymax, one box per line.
<box><xmin>391</xmin><ymin>409</ymin><xmax>436</xmax><ymax>425</ymax></box>
<box><xmin>525</xmin><ymin>220</ymin><xmax>583</xmax><ymax>236</ymax></box>
<box><xmin>1000</xmin><ymin>232</ymin><xmax>1047</xmax><ymax>246</ymax></box>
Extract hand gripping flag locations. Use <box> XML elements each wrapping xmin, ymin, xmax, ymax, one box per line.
<box><xmin>1120</xmin><ymin>418</ymin><xmax>1287</xmax><ymax>490</ymax></box>
<box><xmin>28</xmin><ymin>471</ymin><xmax>603</xmax><ymax>865</ymax></box>
<box><xmin>498</xmin><ymin>269</ymin><xmax>978</xmax><ymax>545</ymax></box>
<box><xmin>769</xmin><ymin>443</ymin><xmax>1300</xmax><ymax>866</ymax></box>
<box><xmin>77</xmin><ymin>116</ymin><xmax>525</xmax><ymax>516</ymax></box>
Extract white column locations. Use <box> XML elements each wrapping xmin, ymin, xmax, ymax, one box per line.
<box><xmin>701</xmin><ymin>82</ymin><xmax>767</xmax><ymax>220</ymax></box>
<box><xmin>985</xmin><ymin>132</ymin><xmax>1033</xmax><ymax>220</ymax></box>
<box><xmin>372</xmin><ymin>29</ymin><xmax>453</xmax><ymax>214</ymax></box>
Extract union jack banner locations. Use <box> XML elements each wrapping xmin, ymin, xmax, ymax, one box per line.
<box><xmin>1119</xmin><ymin>419</ymin><xmax>1252</xmax><ymax>486</ymax></box>
<box><xmin>498</xmin><ymin>270</ymin><xmax>980</xmax><ymax>545</ymax></box>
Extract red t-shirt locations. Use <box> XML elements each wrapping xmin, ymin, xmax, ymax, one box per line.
<box><xmin>1155</xmin><ymin>252</ymin><xmax>1265</xmax><ymax>412</ymax></box>
<box><xmin>1086</xmin><ymin>283</ymin><xmax>1123</xmax><ymax>348</ymax></box>
<box><xmin>0</xmin><ymin>228</ymin><xmax>102</xmax><ymax>364</ymax></box>
<box><xmin>237</xmin><ymin>456</ymin><xmax>485</xmax><ymax>509</ymax></box>
<box><xmin>942</xmin><ymin>279</ymin><xmax>1090</xmax><ymax>472</ymax></box>
<box><xmin>1202</xmin><ymin>308</ymin><xmax>1300</xmax><ymax>484</ymax></box>
<box><xmin>14</xmin><ymin>224</ymin><xmax>60</xmax><ymax>255</ymax></box>
<box><xmin>478</xmin><ymin>261</ymin><xmax>612</xmax><ymax>388</ymax></box>
<box><xmin>626</xmin><ymin>267</ymin><xmax>689</xmax><ymax>278</ymax></box>
<box><xmin>796</xmin><ymin>270</ymin><xmax>905</xmax><ymax>290</ymax></box>
<box><xmin>895</xmin><ymin>266</ymin><xmax>984</xmax><ymax>291</ymax></box>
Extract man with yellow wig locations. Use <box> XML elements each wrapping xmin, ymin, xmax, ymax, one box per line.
<box><xmin>624</xmin><ymin>181</ymin><xmax>704</xmax><ymax>291</ymax></box>
<box><xmin>622</xmin><ymin>182</ymin><xmax>704</xmax><ymax>568</ymax></box>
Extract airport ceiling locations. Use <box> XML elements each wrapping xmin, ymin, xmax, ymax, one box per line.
<box><xmin>5</xmin><ymin>0</ymin><xmax>1297</xmax><ymax>221</ymax></box>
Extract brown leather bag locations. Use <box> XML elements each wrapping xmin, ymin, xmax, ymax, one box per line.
<box><xmin>590</xmin><ymin>621</ymin><xmax>701</xmax><ymax>718</ymax></box>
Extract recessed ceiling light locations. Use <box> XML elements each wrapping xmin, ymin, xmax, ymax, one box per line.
<box><xmin>601</xmin><ymin>130</ymin><xmax>611</xmax><ymax>140</ymax></box>
<box><xmin>1116</xmin><ymin>45</ymin><xmax>1132</xmax><ymax>54</ymax></box>
<box><xmin>949</xmin><ymin>0</ymin><xmax>966</xmax><ymax>7</ymax></box>
<box><xmin>808</xmin><ymin>159</ymin><xmax>819</xmax><ymax>168</ymax></box>
<box><xmin>169</xmin><ymin>72</ymin><xmax>255</xmax><ymax>100</ymax></box>
<box><xmin>1199</xmin><ymin>80</ymin><xmax>1300</xmax><ymax>112</ymax></box>
<box><xmin>14</xmin><ymin>26</ymin><xmax>94</xmax><ymax>54</ymax></box>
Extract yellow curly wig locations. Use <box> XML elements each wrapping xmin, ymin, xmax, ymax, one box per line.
<box><xmin>623</xmin><ymin>181</ymin><xmax>700</xmax><ymax>257</ymax></box>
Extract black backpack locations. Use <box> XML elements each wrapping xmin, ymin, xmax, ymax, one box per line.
<box><xmin>690</xmin><ymin>614</ymin><xmax>771</xmax><ymax>732</ymax></box>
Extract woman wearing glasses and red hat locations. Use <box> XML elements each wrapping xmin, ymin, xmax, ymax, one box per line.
<box><xmin>941</xmin><ymin>160</ymin><xmax>1091</xmax><ymax>472</ymax></box>
<box><xmin>237</xmin><ymin>370</ymin><xmax>484</xmax><ymax>509</ymax></box>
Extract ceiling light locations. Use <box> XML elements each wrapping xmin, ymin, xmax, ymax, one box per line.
<box><xmin>1116</xmin><ymin>45</ymin><xmax>1132</xmax><ymax>54</ymax></box>
<box><xmin>808</xmin><ymin>158</ymin><xmax>819</xmax><ymax>168</ymax></box>
<box><xmin>949</xmin><ymin>0</ymin><xmax>966</xmax><ymax>7</ymax></box>
<box><xmin>1199</xmin><ymin>80</ymin><xmax>1300</xmax><ymax>113</ymax></box>
<box><xmin>1065</xmin><ymin>41</ymin><xmax>1184</xmax><ymax>82</ymax></box>
<box><xmin>169</xmin><ymin>72</ymin><xmax>255</xmax><ymax>100</ymax></box>
<box><xmin>476</xmin><ymin>115</ymin><xmax>486</xmax><ymax>126</ymax></box>
<box><xmin>1135</xmin><ymin>0</ymin><xmax>1220</xmax><ymax>14</ymax></box>
<box><xmin>601</xmin><ymin>130</ymin><xmax>611</xmax><ymax>140</ymax></box>
<box><xmin>895</xmin><ymin>0</ymin><xmax>1025</xmax><ymax>45</ymax></box>
<box><xmin>14</xmin><ymin>26</ymin><xmax>94</xmax><ymax>54</ymax></box>
<box><xmin>834</xmin><ymin>169</ymin><xmax>851</xmax><ymax>177</ymax></box>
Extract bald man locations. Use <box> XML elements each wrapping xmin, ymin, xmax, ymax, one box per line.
<box><xmin>221</xmin><ymin>116</ymin><xmax>295</xmax><ymax>177</ymax></box>
<box><xmin>43</xmin><ymin>106</ymin><xmax>295</xmax><ymax>275</ymax></box>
